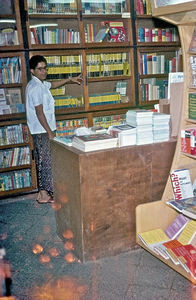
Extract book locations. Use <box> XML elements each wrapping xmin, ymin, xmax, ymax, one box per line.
<box><xmin>102</xmin><ymin>21</ymin><xmax>126</xmax><ymax>43</ymax></box>
<box><xmin>162</xmin><ymin>239</ymin><xmax>183</xmax><ymax>265</ymax></box>
<box><xmin>6</xmin><ymin>88</ymin><xmax>22</xmax><ymax>105</ymax></box>
<box><xmin>109</xmin><ymin>124</ymin><xmax>136</xmax><ymax>147</ymax></box>
<box><xmin>53</xmin><ymin>136</ymin><xmax>74</xmax><ymax>147</ymax></box>
<box><xmin>72</xmin><ymin>133</ymin><xmax>118</xmax><ymax>152</ymax></box>
<box><xmin>171</xmin><ymin>244</ymin><xmax>196</xmax><ymax>277</ymax></box>
<box><xmin>166</xmin><ymin>197</ymin><xmax>196</xmax><ymax>219</ymax></box>
<box><xmin>94</xmin><ymin>28</ymin><xmax>109</xmax><ymax>42</ymax></box>
<box><xmin>138</xmin><ymin>228</ymin><xmax>169</xmax><ymax>248</ymax></box>
<box><xmin>170</xmin><ymin>168</ymin><xmax>194</xmax><ymax>201</ymax></box>
<box><xmin>90</xmin><ymin>126</ymin><xmax>107</xmax><ymax>134</ymax></box>
<box><xmin>177</xmin><ymin>220</ymin><xmax>196</xmax><ymax>245</ymax></box>
<box><xmin>165</xmin><ymin>214</ymin><xmax>189</xmax><ymax>239</ymax></box>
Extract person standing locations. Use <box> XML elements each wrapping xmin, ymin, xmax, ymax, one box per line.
<box><xmin>26</xmin><ymin>55</ymin><xmax>82</xmax><ymax>203</ymax></box>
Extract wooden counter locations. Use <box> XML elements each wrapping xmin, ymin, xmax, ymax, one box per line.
<box><xmin>51</xmin><ymin>139</ymin><xmax>176</xmax><ymax>262</ymax></box>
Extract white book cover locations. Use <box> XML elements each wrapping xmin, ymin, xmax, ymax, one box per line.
<box><xmin>170</xmin><ymin>168</ymin><xmax>194</xmax><ymax>201</ymax></box>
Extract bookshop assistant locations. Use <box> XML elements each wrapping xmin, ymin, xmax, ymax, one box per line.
<box><xmin>26</xmin><ymin>55</ymin><xmax>82</xmax><ymax>203</ymax></box>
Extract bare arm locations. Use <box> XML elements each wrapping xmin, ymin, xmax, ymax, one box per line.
<box><xmin>50</xmin><ymin>74</ymin><xmax>83</xmax><ymax>89</ymax></box>
<box><xmin>35</xmin><ymin>104</ymin><xmax>54</xmax><ymax>139</ymax></box>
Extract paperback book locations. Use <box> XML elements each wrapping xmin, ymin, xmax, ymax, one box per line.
<box><xmin>72</xmin><ymin>133</ymin><xmax>118</xmax><ymax>152</ymax></box>
<box><xmin>170</xmin><ymin>168</ymin><xmax>194</xmax><ymax>200</ymax></box>
<box><xmin>166</xmin><ymin>197</ymin><xmax>196</xmax><ymax>219</ymax></box>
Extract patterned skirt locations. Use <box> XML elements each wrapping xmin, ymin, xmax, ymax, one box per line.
<box><xmin>32</xmin><ymin>133</ymin><xmax>54</xmax><ymax>196</ymax></box>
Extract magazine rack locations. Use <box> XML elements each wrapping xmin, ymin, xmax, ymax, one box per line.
<box><xmin>136</xmin><ymin>0</ymin><xmax>196</xmax><ymax>284</ymax></box>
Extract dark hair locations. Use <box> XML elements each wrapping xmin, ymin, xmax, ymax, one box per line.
<box><xmin>29</xmin><ymin>55</ymin><xmax>47</xmax><ymax>70</ymax></box>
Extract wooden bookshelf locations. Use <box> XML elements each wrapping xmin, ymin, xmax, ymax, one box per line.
<box><xmin>136</xmin><ymin>0</ymin><xmax>196</xmax><ymax>284</ymax></box>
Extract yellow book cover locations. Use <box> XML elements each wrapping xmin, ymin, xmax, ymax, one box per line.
<box><xmin>138</xmin><ymin>228</ymin><xmax>169</xmax><ymax>247</ymax></box>
<box><xmin>177</xmin><ymin>220</ymin><xmax>196</xmax><ymax>245</ymax></box>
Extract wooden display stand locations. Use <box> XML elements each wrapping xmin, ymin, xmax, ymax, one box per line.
<box><xmin>136</xmin><ymin>0</ymin><xmax>196</xmax><ymax>284</ymax></box>
<box><xmin>51</xmin><ymin>139</ymin><xmax>176</xmax><ymax>262</ymax></box>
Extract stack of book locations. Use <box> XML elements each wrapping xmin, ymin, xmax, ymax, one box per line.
<box><xmin>109</xmin><ymin>124</ymin><xmax>136</xmax><ymax>147</ymax></box>
<box><xmin>126</xmin><ymin>110</ymin><xmax>153</xmax><ymax>145</ymax></box>
<box><xmin>152</xmin><ymin>112</ymin><xmax>171</xmax><ymax>142</ymax></box>
<box><xmin>72</xmin><ymin>133</ymin><xmax>118</xmax><ymax>152</ymax></box>
<box><xmin>137</xmin><ymin>215</ymin><xmax>196</xmax><ymax>280</ymax></box>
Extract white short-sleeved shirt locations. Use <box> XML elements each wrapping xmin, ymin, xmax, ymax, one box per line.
<box><xmin>25</xmin><ymin>76</ymin><xmax>56</xmax><ymax>134</ymax></box>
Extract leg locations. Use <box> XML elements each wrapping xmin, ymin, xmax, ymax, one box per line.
<box><xmin>33</xmin><ymin>133</ymin><xmax>54</xmax><ymax>203</ymax></box>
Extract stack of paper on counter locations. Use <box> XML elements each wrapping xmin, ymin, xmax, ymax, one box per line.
<box><xmin>152</xmin><ymin>112</ymin><xmax>171</xmax><ymax>143</ymax></box>
<box><xmin>126</xmin><ymin>109</ymin><xmax>153</xmax><ymax>145</ymax></box>
<box><xmin>108</xmin><ymin>123</ymin><xmax>136</xmax><ymax>147</ymax></box>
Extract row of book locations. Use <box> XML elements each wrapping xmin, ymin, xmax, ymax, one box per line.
<box><xmin>0</xmin><ymin>57</ymin><xmax>21</xmax><ymax>85</ymax></box>
<box><xmin>82</xmin><ymin>1</ymin><xmax>126</xmax><ymax>14</ymax></box>
<box><xmin>138</xmin><ymin>27</ymin><xmax>179</xmax><ymax>43</ymax></box>
<box><xmin>86</xmin><ymin>52</ymin><xmax>127</xmax><ymax>64</ymax></box>
<box><xmin>27</xmin><ymin>0</ymin><xmax>77</xmax><ymax>14</ymax></box>
<box><xmin>47</xmin><ymin>65</ymin><xmax>81</xmax><ymax>75</ymax></box>
<box><xmin>0</xmin><ymin>124</ymin><xmax>29</xmax><ymax>146</ymax></box>
<box><xmin>136</xmin><ymin>0</ymin><xmax>152</xmax><ymax>15</ymax></box>
<box><xmin>47</xmin><ymin>71</ymin><xmax>81</xmax><ymax>80</ymax></box>
<box><xmin>56</xmin><ymin>118</ymin><xmax>88</xmax><ymax>137</ymax></box>
<box><xmin>87</xmin><ymin>63</ymin><xmax>130</xmax><ymax>78</ymax></box>
<box><xmin>0</xmin><ymin>169</ymin><xmax>32</xmax><ymax>191</ymax></box>
<box><xmin>55</xmin><ymin>95</ymin><xmax>84</xmax><ymax>109</ymax></box>
<box><xmin>55</xmin><ymin>114</ymin><xmax>126</xmax><ymax>137</ymax></box>
<box><xmin>140</xmin><ymin>78</ymin><xmax>168</xmax><ymax>101</ymax></box>
<box><xmin>31</xmin><ymin>27</ymin><xmax>80</xmax><ymax>45</ymax></box>
<box><xmin>93</xmin><ymin>114</ymin><xmax>126</xmax><ymax>129</ymax></box>
<box><xmin>89</xmin><ymin>92</ymin><xmax>122</xmax><ymax>106</ymax></box>
<box><xmin>138</xmin><ymin>215</ymin><xmax>196</xmax><ymax>280</ymax></box>
<box><xmin>45</xmin><ymin>55</ymin><xmax>81</xmax><ymax>65</ymax></box>
<box><xmin>0</xmin><ymin>147</ymin><xmax>30</xmax><ymax>169</ymax></box>
<box><xmin>140</xmin><ymin>53</ymin><xmax>177</xmax><ymax>75</ymax></box>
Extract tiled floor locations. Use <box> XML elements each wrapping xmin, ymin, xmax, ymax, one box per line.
<box><xmin>0</xmin><ymin>193</ymin><xmax>195</xmax><ymax>300</ymax></box>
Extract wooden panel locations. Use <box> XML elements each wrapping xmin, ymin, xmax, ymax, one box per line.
<box><xmin>51</xmin><ymin>139</ymin><xmax>176</xmax><ymax>262</ymax></box>
<box><xmin>51</xmin><ymin>141</ymin><xmax>84</xmax><ymax>260</ymax></box>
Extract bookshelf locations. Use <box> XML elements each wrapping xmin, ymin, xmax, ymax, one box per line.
<box><xmin>28</xmin><ymin>0</ymin><xmax>136</xmax><ymax>121</ymax></box>
<box><xmin>0</xmin><ymin>119</ymin><xmax>37</xmax><ymax>197</ymax></box>
<box><xmin>25</xmin><ymin>0</ymin><xmax>132</xmax><ymax>49</ymax></box>
<box><xmin>0</xmin><ymin>0</ymin><xmax>23</xmax><ymax>51</ymax></box>
<box><xmin>0</xmin><ymin>1</ymin><xmax>37</xmax><ymax>197</ymax></box>
<box><xmin>134</xmin><ymin>0</ymin><xmax>181</xmax><ymax>107</ymax></box>
<box><xmin>136</xmin><ymin>0</ymin><xmax>196</xmax><ymax>284</ymax></box>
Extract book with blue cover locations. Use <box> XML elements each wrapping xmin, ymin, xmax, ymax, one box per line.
<box><xmin>167</xmin><ymin>197</ymin><xmax>196</xmax><ymax>220</ymax></box>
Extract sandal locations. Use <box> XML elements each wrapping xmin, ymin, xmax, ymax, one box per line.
<box><xmin>36</xmin><ymin>192</ymin><xmax>54</xmax><ymax>204</ymax></box>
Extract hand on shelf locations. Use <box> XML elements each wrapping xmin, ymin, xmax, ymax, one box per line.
<box><xmin>71</xmin><ymin>74</ymin><xmax>83</xmax><ymax>85</ymax></box>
